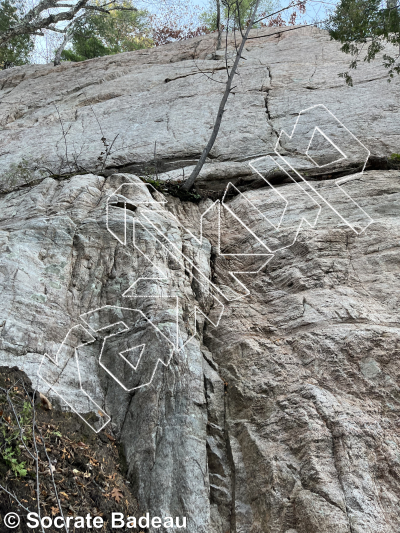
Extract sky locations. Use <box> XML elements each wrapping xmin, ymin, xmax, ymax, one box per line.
<box><xmin>137</xmin><ymin>0</ymin><xmax>336</xmax><ymax>30</ymax></box>
<box><xmin>31</xmin><ymin>0</ymin><xmax>337</xmax><ymax>63</ymax></box>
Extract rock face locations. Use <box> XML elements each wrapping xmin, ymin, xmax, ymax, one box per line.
<box><xmin>0</xmin><ymin>25</ymin><xmax>399</xmax><ymax>191</ymax></box>
<box><xmin>1</xmin><ymin>26</ymin><xmax>400</xmax><ymax>533</ymax></box>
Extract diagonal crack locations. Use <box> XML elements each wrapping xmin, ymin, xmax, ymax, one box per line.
<box><xmin>164</xmin><ymin>66</ymin><xmax>227</xmax><ymax>84</ymax></box>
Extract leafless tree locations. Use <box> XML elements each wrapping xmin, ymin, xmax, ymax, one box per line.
<box><xmin>181</xmin><ymin>0</ymin><xmax>307</xmax><ymax>192</ymax></box>
<box><xmin>52</xmin><ymin>15</ymin><xmax>82</xmax><ymax>66</ymax></box>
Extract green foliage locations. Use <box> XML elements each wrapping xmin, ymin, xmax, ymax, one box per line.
<box><xmin>200</xmin><ymin>0</ymin><xmax>277</xmax><ymax>31</ymax></box>
<box><xmin>327</xmin><ymin>0</ymin><xmax>400</xmax><ymax>84</ymax></box>
<box><xmin>2</xmin><ymin>447</ymin><xmax>27</xmax><ymax>477</ymax></box>
<box><xmin>141</xmin><ymin>176</ymin><xmax>202</xmax><ymax>203</ymax></box>
<box><xmin>0</xmin><ymin>400</ymin><xmax>32</xmax><ymax>477</ymax></box>
<box><xmin>389</xmin><ymin>153</ymin><xmax>400</xmax><ymax>168</ymax></box>
<box><xmin>199</xmin><ymin>6</ymin><xmax>218</xmax><ymax>31</ymax></box>
<box><xmin>61</xmin><ymin>1</ymin><xmax>152</xmax><ymax>62</ymax></box>
<box><xmin>0</xmin><ymin>0</ymin><xmax>33</xmax><ymax>69</ymax></box>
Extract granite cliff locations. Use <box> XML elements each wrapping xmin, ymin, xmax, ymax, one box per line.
<box><xmin>0</xmin><ymin>26</ymin><xmax>400</xmax><ymax>533</ymax></box>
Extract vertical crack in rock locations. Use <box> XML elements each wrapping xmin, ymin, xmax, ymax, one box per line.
<box><xmin>264</xmin><ymin>66</ymin><xmax>280</xmax><ymax>142</ymax></box>
<box><xmin>1</xmin><ymin>27</ymin><xmax>400</xmax><ymax>533</ymax></box>
<box><xmin>307</xmin><ymin>393</ymin><xmax>357</xmax><ymax>533</ymax></box>
<box><xmin>203</xmin><ymin>349</ymin><xmax>234</xmax><ymax>532</ymax></box>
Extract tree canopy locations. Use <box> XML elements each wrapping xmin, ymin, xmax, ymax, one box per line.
<box><xmin>327</xmin><ymin>0</ymin><xmax>400</xmax><ymax>83</ymax></box>
<box><xmin>200</xmin><ymin>0</ymin><xmax>278</xmax><ymax>31</ymax></box>
<box><xmin>0</xmin><ymin>0</ymin><xmax>144</xmax><ymax>57</ymax></box>
<box><xmin>0</xmin><ymin>0</ymin><xmax>33</xmax><ymax>68</ymax></box>
<box><xmin>61</xmin><ymin>2</ymin><xmax>151</xmax><ymax>62</ymax></box>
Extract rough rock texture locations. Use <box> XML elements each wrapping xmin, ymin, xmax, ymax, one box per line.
<box><xmin>204</xmin><ymin>170</ymin><xmax>400</xmax><ymax>533</ymax></box>
<box><xmin>1</xmin><ymin>26</ymin><xmax>400</xmax><ymax>533</ymax></box>
<box><xmin>0</xmin><ymin>172</ymin><xmax>215</xmax><ymax>531</ymax></box>
<box><xmin>0</xmin><ymin>26</ymin><xmax>399</xmax><ymax>192</ymax></box>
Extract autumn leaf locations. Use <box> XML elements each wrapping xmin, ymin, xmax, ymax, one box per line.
<box><xmin>51</xmin><ymin>507</ymin><xmax>59</xmax><ymax>516</ymax></box>
<box><xmin>111</xmin><ymin>487</ymin><xmax>123</xmax><ymax>503</ymax></box>
<box><xmin>39</xmin><ymin>392</ymin><xmax>52</xmax><ymax>410</ymax></box>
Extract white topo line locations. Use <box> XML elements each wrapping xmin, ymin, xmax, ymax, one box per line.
<box><xmin>39</xmin><ymin>104</ymin><xmax>374</xmax><ymax>433</ymax></box>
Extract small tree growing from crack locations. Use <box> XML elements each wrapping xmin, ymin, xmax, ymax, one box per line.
<box><xmin>181</xmin><ymin>0</ymin><xmax>307</xmax><ymax>192</ymax></box>
<box><xmin>181</xmin><ymin>0</ymin><xmax>262</xmax><ymax>192</ymax></box>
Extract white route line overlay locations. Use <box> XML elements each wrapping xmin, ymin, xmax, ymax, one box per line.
<box><xmin>38</xmin><ymin>325</ymin><xmax>110</xmax><ymax>433</ymax></box>
<box><xmin>37</xmin><ymin>301</ymin><xmax>178</xmax><ymax>433</ymax></box>
<box><xmin>38</xmin><ymin>103</ymin><xmax>374</xmax><ymax>433</ymax></box>
<box><xmin>254</xmin><ymin>103</ymin><xmax>373</xmax><ymax>235</ymax></box>
<box><xmin>80</xmin><ymin>304</ymin><xmax>178</xmax><ymax>392</ymax></box>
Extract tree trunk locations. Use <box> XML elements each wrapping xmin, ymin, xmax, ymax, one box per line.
<box><xmin>54</xmin><ymin>32</ymin><xmax>71</xmax><ymax>66</ymax></box>
<box><xmin>181</xmin><ymin>0</ymin><xmax>261</xmax><ymax>192</ymax></box>
<box><xmin>216</xmin><ymin>0</ymin><xmax>222</xmax><ymax>50</ymax></box>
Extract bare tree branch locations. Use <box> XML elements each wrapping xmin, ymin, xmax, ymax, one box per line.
<box><xmin>252</xmin><ymin>1</ymin><xmax>306</xmax><ymax>25</ymax></box>
<box><xmin>0</xmin><ymin>0</ymin><xmax>137</xmax><ymax>47</ymax></box>
<box><xmin>216</xmin><ymin>0</ymin><xmax>222</xmax><ymax>49</ymax></box>
<box><xmin>53</xmin><ymin>18</ymin><xmax>77</xmax><ymax>65</ymax></box>
<box><xmin>248</xmin><ymin>21</ymin><xmax>325</xmax><ymax>40</ymax></box>
<box><xmin>180</xmin><ymin>0</ymin><xmax>312</xmax><ymax>192</ymax></box>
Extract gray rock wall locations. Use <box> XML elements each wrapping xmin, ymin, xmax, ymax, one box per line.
<box><xmin>0</xmin><ymin>26</ymin><xmax>399</xmax><ymax>191</ymax></box>
<box><xmin>1</xmin><ymin>26</ymin><xmax>400</xmax><ymax>533</ymax></box>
